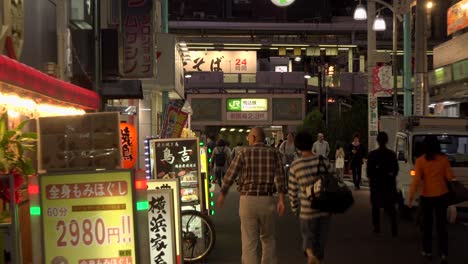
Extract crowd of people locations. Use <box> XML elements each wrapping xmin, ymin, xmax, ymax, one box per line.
<box><xmin>211</xmin><ymin>128</ymin><xmax>455</xmax><ymax>264</ymax></box>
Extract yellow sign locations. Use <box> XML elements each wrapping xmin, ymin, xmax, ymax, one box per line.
<box><xmin>41</xmin><ymin>171</ymin><xmax>136</xmax><ymax>264</ymax></box>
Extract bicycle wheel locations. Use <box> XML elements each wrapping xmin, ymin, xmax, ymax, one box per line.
<box><xmin>181</xmin><ymin>210</ymin><xmax>216</xmax><ymax>262</ymax></box>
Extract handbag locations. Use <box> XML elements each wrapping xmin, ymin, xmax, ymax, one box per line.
<box><xmin>446</xmin><ymin>180</ymin><xmax>468</xmax><ymax>206</ymax></box>
<box><xmin>311</xmin><ymin>156</ymin><xmax>354</xmax><ymax>214</ymax></box>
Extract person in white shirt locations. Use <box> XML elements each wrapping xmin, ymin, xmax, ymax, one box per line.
<box><xmin>312</xmin><ymin>133</ymin><xmax>330</xmax><ymax>158</ymax></box>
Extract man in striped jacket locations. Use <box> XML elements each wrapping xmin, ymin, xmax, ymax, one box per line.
<box><xmin>288</xmin><ymin>131</ymin><xmax>332</xmax><ymax>264</ymax></box>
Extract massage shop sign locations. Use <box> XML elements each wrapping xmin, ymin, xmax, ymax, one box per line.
<box><xmin>184</xmin><ymin>51</ymin><xmax>257</xmax><ymax>73</ymax></box>
<box><xmin>40</xmin><ymin>171</ymin><xmax>136</xmax><ymax>264</ymax></box>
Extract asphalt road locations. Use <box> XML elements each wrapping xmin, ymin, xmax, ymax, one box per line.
<box><xmin>200</xmin><ymin>183</ymin><xmax>468</xmax><ymax>264</ymax></box>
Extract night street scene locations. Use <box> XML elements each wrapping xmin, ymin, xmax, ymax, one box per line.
<box><xmin>0</xmin><ymin>0</ymin><xmax>468</xmax><ymax>263</ymax></box>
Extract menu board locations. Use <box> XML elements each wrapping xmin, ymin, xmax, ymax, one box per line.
<box><xmin>152</xmin><ymin>138</ymin><xmax>201</xmax><ymax>204</ymax></box>
<box><xmin>40</xmin><ymin>170</ymin><xmax>136</xmax><ymax>264</ymax></box>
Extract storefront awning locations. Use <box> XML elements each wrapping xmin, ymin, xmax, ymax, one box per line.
<box><xmin>0</xmin><ymin>55</ymin><xmax>100</xmax><ymax>110</ymax></box>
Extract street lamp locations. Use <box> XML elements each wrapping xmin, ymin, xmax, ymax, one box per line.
<box><xmin>353</xmin><ymin>2</ymin><xmax>367</xmax><ymax>20</ymax></box>
<box><xmin>372</xmin><ymin>14</ymin><xmax>386</xmax><ymax>31</ymax></box>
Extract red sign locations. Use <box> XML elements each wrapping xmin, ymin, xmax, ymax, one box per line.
<box><xmin>120</xmin><ymin>123</ymin><xmax>137</xmax><ymax>169</ymax></box>
<box><xmin>372</xmin><ymin>65</ymin><xmax>393</xmax><ymax>97</ymax></box>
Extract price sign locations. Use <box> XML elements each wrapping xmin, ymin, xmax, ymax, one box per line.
<box><xmin>40</xmin><ymin>171</ymin><xmax>136</xmax><ymax>264</ymax></box>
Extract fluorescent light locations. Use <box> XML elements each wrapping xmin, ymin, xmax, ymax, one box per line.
<box><xmin>179</xmin><ymin>42</ymin><xmax>187</xmax><ymax>47</ymax></box>
<box><xmin>353</xmin><ymin>4</ymin><xmax>367</xmax><ymax>20</ymax></box>
<box><xmin>184</xmin><ymin>74</ymin><xmax>192</xmax><ymax>78</ymax></box>
<box><xmin>223</xmin><ymin>47</ymin><xmax>261</xmax><ymax>50</ymax></box>
<box><xmin>220</xmin><ymin>128</ymin><xmax>227</xmax><ymax>131</ymax></box>
<box><xmin>224</xmin><ymin>43</ymin><xmax>262</xmax><ymax>46</ymax></box>
<box><xmin>304</xmin><ymin>74</ymin><xmax>312</xmax><ymax>79</ymax></box>
<box><xmin>229</xmin><ymin>128</ymin><xmax>235</xmax><ymax>132</ymax></box>
<box><xmin>181</xmin><ymin>47</ymin><xmax>188</xmax><ymax>51</ymax></box>
<box><xmin>271</xmin><ymin>44</ymin><xmax>309</xmax><ymax>47</ymax></box>
<box><xmin>373</xmin><ymin>15</ymin><xmax>386</xmax><ymax>31</ymax></box>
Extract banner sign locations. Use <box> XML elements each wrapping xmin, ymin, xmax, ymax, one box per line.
<box><xmin>447</xmin><ymin>0</ymin><xmax>468</xmax><ymax>36</ymax></box>
<box><xmin>372</xmin><ymin>65</ymin><xmax>393</xmax><ymax>97</ymax></box>
<box><xmin>184</xmin><ymin>51</ymin><xmax>257</xmax><ymax>73</ymax></box>
<box><xmin>120</xmin><ymin>122</ymin><xmax>138</xmax><ymax>169</ymax></box>
<box><xmin>226</xmin><ymin>98</ymin><xmax>268</xmax><ymax>112</ymax></box>
<box><xmin>147</xmin><ymin>179</ymin><xmax>182</xmax><ymax>264</ymax></box>
<box><xmin>226</xmin><ymin>112</ymin><xmax>268</xmax><ymax>121</ymax></box>
<box><xmin>160</xmin><ymin>105</ymin><xmax>189</xmax><ymax>139</ymax></box>
<box><xmin>147</xmin><ymin>188</ymin><xmax>176</xmax><ymax>264</ymax></box>
<box><xmin>120</xmin><ymin>0</ymin><xmax>154</xmax><ymax>78</ymax></box>
<box><xmin>40</xmin><ymin>171</ymin><xmax>136</xmax><ymax>264</ymax></box>
<box><xmin>152</xmin><ymin>138</ymin><xmax>201</xmax><ymax>204</ymax></box>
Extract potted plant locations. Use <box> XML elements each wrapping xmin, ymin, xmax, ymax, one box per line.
<box><xmin>0</xmin><ymin>113</ymin><xmax>36</xmax><ymax>220</ymax></box>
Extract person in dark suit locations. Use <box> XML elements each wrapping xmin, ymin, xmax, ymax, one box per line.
<box><xmin>367</xmin><ymin>132</ymin><xmax>399</xmax><ymax>236</ymax></box>
<box><xmin>349</xmin><ymin>133</ymin><xmax>366</xmax><ymax>190</ymax></box>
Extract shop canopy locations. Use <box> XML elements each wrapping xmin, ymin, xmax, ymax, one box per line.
<box><xmin>0</xmin><ymin>55</ymin><xmax>100</xmax><ymax>110</ymax></box>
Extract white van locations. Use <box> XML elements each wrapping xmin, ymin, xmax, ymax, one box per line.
<box><xmin>380</xmin><ymin>116</ymin><xmax>468</xmax><ymax>210</ymax></box>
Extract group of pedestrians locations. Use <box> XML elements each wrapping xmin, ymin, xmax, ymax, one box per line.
<box><xmin>215</xmin><ymin>127</ymin><xmax>454</xmax><ymax>264</ymax></box>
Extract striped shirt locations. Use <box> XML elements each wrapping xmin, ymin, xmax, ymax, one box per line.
<box><xmin>220</xmin><ymin>143</ymin><xmax>286</xmax><ymax>195</ymax></box>
<box><xmin>288</xmin><ymin>155</ymin><xmax>331</xmax><ymax>220</ymax></box>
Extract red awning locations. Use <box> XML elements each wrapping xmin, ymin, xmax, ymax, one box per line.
<box><xmin>0</xmin><ymin>55</ymin><xmax>100</xmax><ymax>110</ymax></box>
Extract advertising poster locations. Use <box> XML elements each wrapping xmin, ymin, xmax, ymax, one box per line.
<box><xmin>147</xmin><ymin>189</ymin><xmax>176</xmax><ymax>264</ymax></box>
<box><xmin>120</xmin><ymin>122</ymin><xmax>138</xmax><ymax>169</ymax></box>
<box><xmin>160</xmin><ymin>105</ymin><xmax>189</xmax><ymax>139</ymax></box>
<box><xmin>152</xmin><ymin>138</ymin><xmax>201</xmax><ymax>204</ymax></box>
<box><xmin>147</xmin><ymin>179</ymin><xmax>183</xmax><ymax>264</ymax></box>
<box><xmin>40</xmin><ymin>171</ymin><xmax>136</xmax><ymax>264</ymax></box>
<box><xmin>447</xmin><ymin>0</ymin><xmax>468</xmax><ymax>36</ymax></box>
<box><xmin>372</xmin><ymin>65</ymin><xmax>393</xmax><ymax>97</ymax></box>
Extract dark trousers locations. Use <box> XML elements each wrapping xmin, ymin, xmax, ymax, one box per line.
<box><xmin>214</xmin><ymin>167</ymin><xmax>225</xmax><ymax>187</ymax></box>
<box><xmin>372</xmin><ymin>204</ymin><xmax>398</xmax><ymax>235</ymax></box>
<box><xmin>352</xmin><ymin>165</ymin><xmax>362</xmax><ymax>188</ymax></box>
<box><xmin>420</xmin><ymin>194</ymin><xmax>449</xmax><ymax>257</ymax></box>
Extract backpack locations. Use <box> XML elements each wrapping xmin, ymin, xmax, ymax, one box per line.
<box><xmin>214</xmin><ymin>147</ymin><xmax>227</xmax><ymax>166</ymax></box>
<box><xmin>311</xmin><ymin>156</ymin><xmax>354</xmax><ymax>214</ymax></box>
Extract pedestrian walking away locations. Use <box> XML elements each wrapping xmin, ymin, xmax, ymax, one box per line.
<box><xmin>217</xmin><ymin>127</ymin><xmax>286</xmax><ymax>264</ymax></box>
<box><xmin>288</xmin><ymin>131</ymin><xmax>331</xmax><ymax>264</ymax></box>
<box><xmin>367</xmin><ymin>132</ymin><xmax>399</xmax><ymax>236</ymax></box>
<box><xmin>408</xmin><ymin>136</ymin><xmax>455</xmax><ymax>264</ymax></box>
<box><xmin>210</xmin><ymin>139</ymin><xmax>232</xmax><ymax>187</ymax></box>
<box><xmin>312</xmin><ymin>133</ymin><xmax>330</xmax><ymax>158</ymax></box>
<box><xmin>349</xmin><ymin>133</ymin><xmax>365</xmax><ymax>190</ymax></box>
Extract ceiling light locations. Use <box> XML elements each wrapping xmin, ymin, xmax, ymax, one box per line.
<box><xmin>304</xmin><ymin>74</ymin><xmax>312</xmax><ymax>79</ymax></box>
<box><xmin>239</xmin><ymin>129</ymin><xmax>244</xmax><ymax>132</ymax></box>
<box><xmin>220</xmin><ymin>128</ymin><xmax>227</xmax><ymax>131</ymax></box>
<box><xmin>184</xmin><ymin>73</ymin><xmax>192</xmax><ymax>78</ymax></box>
<box><xmin>181</xmin><ymin>47</ymin><xmax>188</xmax><ymax>51</ymax></box>
<box><xmin>246</xmin><ymin>129</ymin><xmax>251</xmax><ymax>133</ymax></box>
<box><xmin>373</xmin><ymin>15</ymin><xmax>386</xmax><ymax>31</ymax></box>
<box><xmin>353</xmin><ymin>3</ymin><xmax>367</xmax><ymax>20</ymax></box>
<box><xmin>179</xmin><ymin>42</ymin><xmax>187</xmax><ymax>47</ymax></box>
<box><xmin>426</xmin><ymin>1</ymin><xmax>433</xmax><ymax>9</ymax></box>
<box><xmin>229</xmin><ymin>128</ymin><xmax>235</xmax><ymax>132</ymax></box>
<box><xmin>294</xmin><ymin>56</ymin><xmax>301</xmax><ymax>62</ymax></box>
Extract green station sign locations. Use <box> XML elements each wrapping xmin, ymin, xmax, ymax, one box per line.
<box><xmin>227</xmin><ymin>98</ymin><xmax>268</xmax><ymax>112</ymax></box>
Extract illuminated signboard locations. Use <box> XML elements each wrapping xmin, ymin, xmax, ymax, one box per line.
<box><xmin>271</xmin><ymin>0</ymin><xmax>295</xmax><ymax>7</ymax></box>
<box><xmin>40</xmin><ymin>171</ymin><xmax>136</xmax><ymax>264</ymax></box>
<box><xmin>447</xmin><ymin>0</ymin><xmax>468</xmax><ymax>36</ymax></box>
<box><xmin>147</xmin><ymin>188</ymin><xmax>176</xmax><ymax>264</ymax></box>
<box><xmin>147</xmin><ymin>179</ymin><xmax>183</xmax><ymax>264</ymax></box>
<box><xmin>226</xmin><ymin>98</ymin><xmax>268</xmax><ymax>112</ymax></box>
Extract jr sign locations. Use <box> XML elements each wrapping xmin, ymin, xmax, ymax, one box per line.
<box><xmin>227</xmin><ymin>98</ymin><xmax>268</xmax><ymax>112</ymax></box>
<box><xmin>271</xmin><ymin>0</ymin><xmax>295</xmax><ymax>7</ymax></box>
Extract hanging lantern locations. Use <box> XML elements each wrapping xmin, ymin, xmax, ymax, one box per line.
<box><xmin>120</xmin><ymin>122</ymin><xmax>138</xmax><ymax>169</ymax></box>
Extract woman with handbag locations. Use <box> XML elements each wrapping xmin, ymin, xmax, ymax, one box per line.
<box><xmin>408</xmin><ymin>136</ymin><xmax>455</xmax><ymax>264</ymax></box>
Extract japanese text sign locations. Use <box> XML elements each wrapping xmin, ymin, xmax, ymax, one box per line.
<box><xmin>147</xmin><ymin>189</ymin><xmax>176</xmax><ymax>264</ymax></box>
<box><xmin>120</xmin><ymin>0</ymin><xmax>154</xmax><ymax>78</ymax></box>
<box><xmin>152</xmin><ymin>138</ymin><xmax>201</xmax><ymax>204</ymax></box>
<box><xmin>40</xmin><ymin>171</ymin><xmax>136</xmax><ymax>264</ymax></box>
<box><xmin>120</xmin><ymin>122</ymin><xmax>138</xmax><ymax>169</ymax></box>
<box><xmin>147</xmin><ymin>179</ymin><xmax>182</xmax><ymax>264</ymax></box>
<box><xmin>226</xmin><ymin>112</ymin><xmax>268</xmax><ymax>121</ymax></box>
<box><xmin>226</xmin><ymin>98</ymin><xmax>268</xmax><ymax>112</ymax></box>
<box><xmin>184</xmin><ymin>51</ymin><xmax>257</xmax><ymax>73</ymax></box>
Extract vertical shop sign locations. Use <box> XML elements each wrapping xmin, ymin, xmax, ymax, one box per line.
<box><xmin>40</xmin><ymin>171</ymin><xmax>136</xmax><ymax>264</ymax></box>
<box><xmin>120</xmin><ymin>122</ymin><xmax>138</xmax><ymax>169</ymax></box>
<box><xmin>147</xmin><ymin>179</ymin><xmax>182</xmax><ymax>264</ymax></box>
<box><xmin>160</xmin><ymin>105</ymin><xmax>189</xmax><ymax>139</ymax></box>
<box><xmin>147</xmin><ymin>189</ymin><xmax>176</xmax><ymax>264</ymax></box>
<box><xmin>121</xmin><ymin>0</ymin><xmax>154</xmax><ymax>78</ymax></box>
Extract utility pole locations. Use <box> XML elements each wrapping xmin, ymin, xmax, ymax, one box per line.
<box><xmin>367</xmin><ymin>1</ymin><xmax>378</xmax><ymax>151</ymax></box>
<box><xmin>414</xmin><ymin>0</ymin><xmax>427</xmax><ymax>116</ymax></box>
<box><xmin>392</xmin><ymin>0</ymin><xmax>399</xmax><ymax>114</ymax></box>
